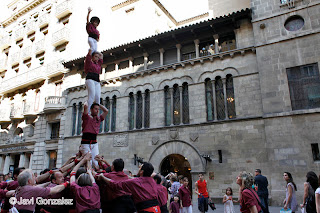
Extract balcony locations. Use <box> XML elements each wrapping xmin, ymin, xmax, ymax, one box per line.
<box><xmin>0</xmin><ymin>66</ymin><xmax>46</xmax><ymax>94</ymax></box>
<box><xmin>21</xmin><ymin>46</ymin><xmax>32</xmax><ymax>60</ymax></box>
<box><xmin>0</xmin><ymin>35</ymin><xmax>12</xmax><ymax>50</ymax></box>
<box><xmin>55</xmin><ymin>0</ymin><xmax>73</xmax><ymax>19</ymax></box>
<box><xmin>11</xmin><ymin>52</ymin><xmax>20</xmax><ymax>65</ymax></box>
<box><xmin>10</xmin><ymin>107</ymin><xmax>24</xmax><ymax>120</ymax></box>
<box><xmin>38</xmin><ymin>13</ymin><xmax>50</xmax><ymax>28</ymax></box>
<box><xmin>14</xmin><ymin>27</ymin><xmax>25</xmax><ymax>40</ymax></box>
<box><xmin>35</xmin><ymin>39</ymin><xmax>45</xmax><ymax>54</ymax></box>
<box><xmin>46</xmin><ymin>60</ymin><xmax>67</xmax><ymax>78</ymax></box>
<box><xmin>43</xmin><ymin>96</ymin><xmax>66</xmax><ymax>112</ymax></box>
<box><xmin>0</xmin><ymin>58</ymin><xmax>8</xmax><ymax>72</ymax></box>
<box><xmin>0</xmin><ymin>108</ymin><xmax>11</xmax><ymax>123</ymax></box>
<box><xmin>52</xmin><ymin>27</ymin><xmax>70</xmax><ymax>47</ymax></box>
<box><xmin>25</xmin><ymin>21</ymin><xmax>36</xmax><ymax>35</ymax></box>
<box><xmin>23</xmin><ymin>103</ymin><xmax>38</xmax><ymax>117</ymax></box>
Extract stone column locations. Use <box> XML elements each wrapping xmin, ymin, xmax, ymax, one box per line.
<box><xmin>133</xmin><ymin>93</ymin><xmax>137</xmax><ymax>130</ymax></box>
<box><xmin>18</xmin><ymin>153</ymin><xmax>26</xmax><ymax>167</ymax></box>
<box><xmin>179</xmin><ymin>86</ymin><xmax>183</xmax><ymax>124</ymax></box>
<box><xmin>142</xmin><ymin>93</ymin><xmax>145</xmax><ymax>128</ymax></box>
<box><xmin>108</xmin><ymin>98</ymin><xmax>113</xmax><ymax>132</ymax></box>
<box><xmin>213</xmin><ymin>34</ymin><xmax>219</xmax><ymax>54</ymax></box>
<box><xmin>3</xmin><ymin>154</ymin><xmax>10</xmax><ymax>174</ymax></box>
<box><xmin>176</xmin><ymin>44</ymin><xmax>181</xmax><ymax>62</ymax></box>
<box><xmin>29</xmin><ymin>152</ymin><xmax>34</xmax><ymax>170</ymax></box>
<box><xmin>143</xmin><ymin>53</ymin><xmax>148</xmax><ymax>70</ymax></box>
<box><xmin>159</xmin><ymin>48</ymin><xmax>165</xmax><ymax>66</ymax></box>
<box><xmin>212</xmin><ymin>80</ymin><xmax>217</xmax><ymax>121</ymax></box>
<box><xmin>129</xmin><ymin>57</ymin><xmax>133</xmax><ymax>72</ymax></box>
<box><xmin>222</xmin><ymin>78</ymin><xmax>228</xmax><ymax>120</ymax></box>
<box><xmin>0</xmin><ymin>156</ymin><xmax>3</xmax><ymax>173</ymax></box>
<box><xmin>170</xmin><ymin>88</ymin><xmax>174</xmax><ymax>126</ymax></box>
<box><xmin>194</xmin><ymin>39</ymin><xmax>200</xmax><ymax>58</ymax></box>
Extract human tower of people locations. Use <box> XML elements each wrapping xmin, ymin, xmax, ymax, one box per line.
<box><xmin>1</xmin><ymin>7</ymin><xmax>320</xmax><ymax>213</ymax></box>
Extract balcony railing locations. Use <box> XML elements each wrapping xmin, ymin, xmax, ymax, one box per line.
<box><xmin>35</xmin><ymin>39</ymin><xmax>45</xmax><ymax>54</ymax></box>
<box><xmin>11</xmin><ymin>52</ymin><xmax>20</xmax><ymax>65</ymax></box>
<box><xmin>44</xmin><ymin>96</ymin><xmax>65</xmax><ymax>112</ymax></box>
<box><xmin>220</xmin><ymin>40</ymin><xmax>236</xmax><ymax>52</ymax></box>
<box><xmin>46</xmin><ymin>60</ymin><xmax>67</xmax><ymax>78</ymax></box>
<box><xmin>0</xmin><ymin>58</ymin><xmax>7</xmax><ymax>72</ymax></box>
<box><xmin>21</xmin><ymin>46</ymin><xmax>32</xmax><ymax>60</ymax></box>
<box><xmin>182</xmin><ymin>52</ymin><xmax>196</xmax><ymax>61</ymax></box>
<box><xmin>10</xmin><ymin>107</ymin><xmax>24</xmax><ymax>119</ymax></box>
<box><xmin>0</xmin><ymin>66</ymin><xmax>46</xmax><ymax>94</ymax></box>
<box><xmin>55</xmin><ymin>0</ymin><xmax>73</xmax><ymax>19</ymax></box>
<box><xmin>38</xmin><ymin>13</ymin><xmax>50</xmax><ymax>28</ymax></box>
<box><xmin>0</xmin><ymin>35</ymin><xmax>12</xmax><ymax>49</ymax></box>
<box><xmin>52</xmin><ymin>27</ymin><xmax>70</xmax><ymax>47</ymax></box>
<box><xmin>14</xmin><ymin>27</ymin><xmax>25</xmax><ymax>40</ymax></box>
<box><xmin>25</xmin><ymin>21</ymin><xmax>36</xmax><ymax>35</ymax></box>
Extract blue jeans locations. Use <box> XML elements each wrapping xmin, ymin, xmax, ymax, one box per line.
<box><xmin>259</xmin><ymin>196</ymin><xmax>269</xmax><ymax>213</ymax></box>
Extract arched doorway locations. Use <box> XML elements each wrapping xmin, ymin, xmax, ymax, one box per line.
<box><xmin>160</xmin><ymin>154</ymin><xmax>192</xmax><ymax>197</ymax></box>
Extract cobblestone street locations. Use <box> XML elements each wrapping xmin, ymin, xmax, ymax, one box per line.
<box><xmin>192</xmin><ymin>203</ymin><xmax>283</xmax><ymax>213</ymax></box>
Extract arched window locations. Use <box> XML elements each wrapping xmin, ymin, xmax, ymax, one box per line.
<box><xmin>164</xmin><ymin>86</ymin><xmax>171</xmax><ymax>126</ymax></box>
<box><xmin>215</xmin><ymin>77</ymin><xmax>225</xmax><ymax>120</ymax></box>
<box><xmin>173</xmin><ymin>84</ymin><xmax>180</xmax><ymax>125</ymax></box>
<box><xmin>104</xmin><ymin>97</ymin><xmax>110</xmax><ymax>132</ymax></box>
<box><xmin>144</xmin><ymin>89</ymin><xmax>150</xmax><ymax>128</ymax></box>
<box><xmin>76</xmin><ymin>102</ymin><xmax>82</xmax><ymax>135</ymax></box>
<box><xmin>136</xmin><ymin>91</ymin><xmax>143</xmax><ymax>129</ymax></box>
<box><xmin>205</xmin><ymin>78</ymin><xmax>214</xmax><ymax>121</ymax></box>
<box><xmin>182</xmin><ymin>82</ymin><xmax>189</xmax><ymax>124</ymax></box>
<box><xmin>72</xmin><ymin>103</ymin><xmax>77</xmax><ymax>136</ymax></box>
<box><xmin>111</xmin><ymin>95</ymin><xmax>117</xmax><ymax>132</ymax></box>
<box><xmin>128</xmin><ymin>93</ymin><xmax>134</xmax><ymax>130</ymax></box>
<box><xmin>226</xmin><ymin>74</ymin><xmax>236</xmax><ymax>119</ymax></box>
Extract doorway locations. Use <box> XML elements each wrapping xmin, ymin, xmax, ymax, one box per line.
<box><xmin>160</xmin><ymin>154</ymin><xmax>192</xmax><ymax>196</ymax></box>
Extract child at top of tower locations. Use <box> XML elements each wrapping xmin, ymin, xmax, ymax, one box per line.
<box><xmin>86</xmin><ymin>7</ymin><xmax>100</xmax><ymax>52</ymax></box>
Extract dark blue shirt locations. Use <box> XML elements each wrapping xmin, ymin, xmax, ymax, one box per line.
<box><xmin>254</xmin><ymin>174</ymin><xmax>268</xmax><ymax>197</ymax></box>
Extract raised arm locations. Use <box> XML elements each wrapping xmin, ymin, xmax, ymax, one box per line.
<box><xmin>87</xmin><ymin>168</ymin><xmax>95</xmax><ymax>184</ymax></box>
<box><xmin>99</xmin><ymin>104</ymin><xmax>109</xmax><ymax>119</ymax></box>
<box><xmin>87</xmin><ymin>7</ymin><xmax>92</xmax><ymax>24</ymax></box>
<box><xmin>36</xmin><ymin>170</ymin><xmax>58</xmax><ymax>184</ymax></box>
<box><xmin>83</xmin><ymin>101</ymin><xmax>89</xmax><ymax>115</ymax></box>
<box><xmin>70</xmin><ymin>153</ymin><xmax>90</xmax><ymax>183</ymax></box>
<box><xmin>98</xmin><ymin>52</ymin><xmax>103</xmax><ymax>60</ymax></box>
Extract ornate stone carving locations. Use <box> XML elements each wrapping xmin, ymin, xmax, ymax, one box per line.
<box><xmin>152</xmin><ymin>135</ymin><xmax>159</xmax><ymax>145</ymax></box>
<box><xmin>113</xmin><ymin>133</ymin><xmax>128</xmax><ymax>147</ymax></box>
<box><xmin>169</xmin><ymin>129</ymin><xmax>178</xmax><ymax>140</ymax></box>
<box><xmin>190</xmin><ymin>133</ymin><xmax>199</xmax><ymax>142</ymax></box>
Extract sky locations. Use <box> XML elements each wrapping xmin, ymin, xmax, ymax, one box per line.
<box><xmin>0</xmin><ymin>0</ymin><xmax>209</xmax><ymax>23</ymax></box>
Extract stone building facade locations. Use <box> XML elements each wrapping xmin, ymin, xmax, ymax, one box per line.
<box><xmin>1</xmin><ymin>0</ymin><xmax>320</xmax><ymax>206</ymax></box>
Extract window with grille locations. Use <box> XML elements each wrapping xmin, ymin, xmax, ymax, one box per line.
<box><xmin>311</xmin><ymin>143</ymin><xmax>320</xmax><ymax>161</ymax></box>
<box><xmin>144</xmin><ymin>90</ymin><xmax>150</xmax><ymax>128</ymax></box>
<box><xmin>173</xmin><ymin>84</ymin><xmax>180</xmax><ymax>125</ymax></box>
<box><xmin>205</xmin><ymin>78</ymin><xmax>214</xmax><ymax>121</ymax></box>
<box><xmin>72</xmin><ymin>103</ymin><xmax>76</xmax><ymax>135</ymax></box>
<box><xmin>215</xmin><ymin>77</ymin><xmax>225</xmax><ymax>120</ymax></box>
<box><xmin>104</xmin><ymin>97</ymin><xmax>110</xmax><ymax>132</ymax></box>
<box><xmin>111</xmin><ymin>96</ymin><xmax>117</xmax><ymax>132</ymax></box>
<box><xmin>136</xmin><ymin>92</ymin><xmax>143</xmax><ymax>129</ymax></box>
<box><xmin>76</xmin><ymin>102</ymin><xmax>82</xmax><ymax>135</ymax></box>
<box><xmin>287</xmin><ymin>63</ymin><xmax>320</xmax><ymax>110</ymax></box>
<box><xmin>182</xmin><ymin>83</ymin><xmax>189</xmax><ymax>124</ymax></box>
<box><xmin>50</xmin><ymin>122</ymin><xmax>60</xmax><ymax>139</ymax></box>
<box><xmin>226</xmin><ymin>75</ymin><xmax>236</xmax><ymax>119</ymax></box>
<box><xmin>128</xmin><ymin>93</ymin><xmax>134</xmax><ymax>130</ymax></box>
<box><xmin>164</xmin><ymin>86</ymin><xmax>171</xmax><ymax>126</ymax></box>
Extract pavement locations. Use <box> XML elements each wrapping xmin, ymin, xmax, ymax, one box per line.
<box><xmin>191</xmin><ymin>203</ymin><xmax>284</xmax><ymax>213</ymax></box>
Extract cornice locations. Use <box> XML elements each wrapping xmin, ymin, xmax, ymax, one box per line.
<box><xmin>111</xmin><ymin>0</ymin><xmax>139</xmax><ymax>11</ymax></box>
<box><xmin>1</xmin><ymin>0</ymin><xmax>47</xmax><ymax>28</ymax></box>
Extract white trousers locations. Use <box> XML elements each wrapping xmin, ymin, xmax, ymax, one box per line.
<box><xmin>88</xmin><ymin>37</ymin><xmax>98</xmax><ymax>53</ymax></box>
<box><xmin>182</xmin><ymin>206</ymin><xmax>192</xmax><ymax>213</ymax></box>
<box><xmin>80</xmin><ymin>143</ymin><xmax>99</xmax><ymax>168</ymax></box>
<box><xmin>85</xmin><ymin>79</ymin><xmax>101</xmax><ymax>111</ymax></box>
